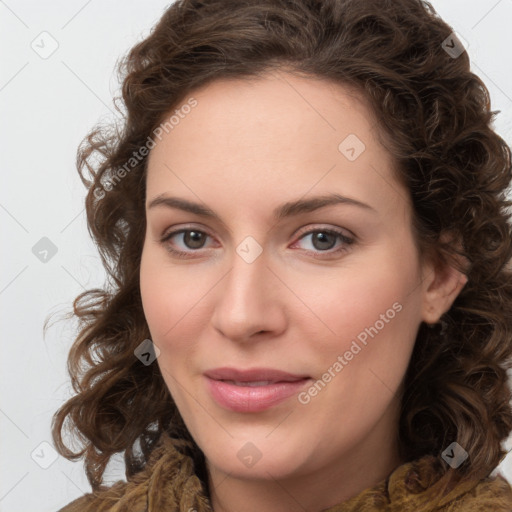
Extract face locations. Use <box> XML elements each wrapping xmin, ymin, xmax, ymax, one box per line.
<box><xmin>140</xmin><ymin>70</ymin><xmax>438</xmax><ymax>485</ymax></box>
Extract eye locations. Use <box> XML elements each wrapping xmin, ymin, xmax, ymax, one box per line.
<box><xmin>292</xmin><ymin>227</ymin><xmax>354</xmax><ymax>258</ymax></box>
<box><xmin>160</xmin><ymin>228</ymin><xmax>214</xmax><ymax>258</ymax></box>
<box><xmin>159</xmin><ymin>226</ymin><xmax>355</xmax><ymax>259</ymax></box>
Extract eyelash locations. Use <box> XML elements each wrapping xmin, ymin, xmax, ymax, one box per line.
<box><xmin>159</xmin><ymin>226</ymin><xmax>355</xmax><ymax>260</ymax></box>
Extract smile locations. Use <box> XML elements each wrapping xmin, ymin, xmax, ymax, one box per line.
<box><xmin>203</xmin><ymin>367</ymin><xmax>312</xmax><ymax>412</ymax></box>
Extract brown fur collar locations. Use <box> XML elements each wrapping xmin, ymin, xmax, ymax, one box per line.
<box><xmin>58</xmin><ymin>430</ymin><xmax>512</xmax><ymax>511</ymax></box>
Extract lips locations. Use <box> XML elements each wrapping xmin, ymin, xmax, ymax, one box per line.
<box><xmin>204</xmin><ymin>367</ymin><xmax>311</xmax><ymax>412</ymax></box>
<box><xmin>204</xmin><ymin>367</ymin><xmax>309</xmax><ymax>383</ymax></box>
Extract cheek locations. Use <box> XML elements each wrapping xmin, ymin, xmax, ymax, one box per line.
<box><xmin>292</xmin><ymin>256</ymin><xmax>421</xmax><ymax>444</ymax></box>
<box><xmin>328</xmin><ymin>255</ymin><xmax>419</xmax><ymax>382</ymax></box>
<box><xmin>298</xmin><ymin>251</ymin><xmax>419</xmax><ymax>348</ymax></box>
<box><xmin>139</xmin><ymin>246</ymin><xmax>215</xmax><ymax>396</ymax></box>
<box><xmin>333</xmin><ymin>274</ymin><xmax>411</xmax><ymax>346</ymax></box>
<box><xmin>140</xmin><ymin>247</ymin><xmax>202</xmax><ymax>342</ymax></box>
<box><xmin>140</xmin><ymin>251</ymin><xmax>199</xmax><ymax>409</ymax></box>
<box><xmin>292</xmin><ymin>244</ymin><xmax>422</xmax><ymax>407</ymax></box>
<box><xmin>140</xmin><ymin>263</ymin><xmax>173</xmax><ymax>341</ymax></box>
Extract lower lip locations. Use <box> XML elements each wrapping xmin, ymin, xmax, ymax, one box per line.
<box><xmin>205</xmin><ymin>376</ymin><xmax>311</xmax><ymax>412</ymax></box>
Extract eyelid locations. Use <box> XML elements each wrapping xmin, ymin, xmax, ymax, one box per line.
<box><xmin>160</xmin><ymin>221</ymin><xmax>358</xmax><ymax>259</ymax></box>
<box><xmin>159</xmin><ymin>224</ymin><xmax>217</xmax><ymax>247</ymax></box>
<box><xmin>289</xmin><ymin>225</ymin><xmax>355</xmax><ymax>258</ymax></box>
<box><xmin>160</xmin><ymin>222</ymin><xmax>355</xmax><ymax>241</ymax></box>
<box><xmin>161</xmin><ymin>225</ymin><xmax>353</xmax><ymax>247</ymax></box>
<box><xmin>159</xmin><ymin>218</ymin><xmax>223</xmax><ymax>237</ymax></box>
<box><xmin>293</xmin><ymin>224</ymin><xmax>355</xmax><ymax>241</ymax></box>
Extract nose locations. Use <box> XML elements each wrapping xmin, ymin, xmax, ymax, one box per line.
<box><xmin>210</xmin><ymin>246</ymin><xmax>287</xmax><ymax>343</ymax></box>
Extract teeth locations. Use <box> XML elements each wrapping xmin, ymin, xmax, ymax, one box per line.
<box><xmin>225</xmin><ymin>380</ymin><xmax>274</xmax><ymax>386</ymax></box>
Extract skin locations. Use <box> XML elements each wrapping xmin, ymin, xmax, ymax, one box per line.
<box><xmin>139</xmin><ymin>70</ymin><xmax>467</xmax><ymax>512</ymax></box>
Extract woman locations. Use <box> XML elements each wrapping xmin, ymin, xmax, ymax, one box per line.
<box><xmin>54</xmin><ymin>0</ymin><xmax>512</xmax><ymax>510</ymax></box>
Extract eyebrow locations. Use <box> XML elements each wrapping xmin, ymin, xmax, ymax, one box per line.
<box><xmin>147</xmin><ymin>193</ymin><xmax>377</xmax><ymax>221</ymax></box>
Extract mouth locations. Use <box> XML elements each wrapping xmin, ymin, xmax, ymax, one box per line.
<box><xmin>204</xmin><ymin>367</ymin><xmax>310</xmax><ymax>383</ymax></box>
<box><xmin>203</xmin><ymin>367</ymin><xmax>312</xmax><ymax>412</ymax></box>
<box><xmin>218</xmin><ymin>380</ymin><xmax>288</xmax><ymax>386</ymax></box>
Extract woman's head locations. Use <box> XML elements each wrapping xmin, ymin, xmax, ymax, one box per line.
<box><xmin>140</xmin><ymin>71</ymin><xmax>468</xmax><ymax>495</ymax></box>
<box><xmin>52</xmin><ymin>0</ymin><xmax>512</xmax><ymax>497</ymax></box>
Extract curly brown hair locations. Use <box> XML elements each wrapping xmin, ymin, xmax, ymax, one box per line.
<box><xmin>51</xmin><ymin>0</ymin><xmax>512</xmax><ymax>494</ymax></box>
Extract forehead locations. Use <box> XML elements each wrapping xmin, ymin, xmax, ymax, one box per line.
<box><xmin>151</xmin><ymin>70</ymin><xmax>378</xmax><ymax>154</ymax></box>
<box><xmin>145</xmin><ymin>71</ymin><xmax>408</xmax><ymax>220</ymax></box>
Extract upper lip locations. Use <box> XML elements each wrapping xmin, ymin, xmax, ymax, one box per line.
<box><xmin>204</xmin><ymin>367</ymin><xmax>310</xmax><ymax>383</ymax></box>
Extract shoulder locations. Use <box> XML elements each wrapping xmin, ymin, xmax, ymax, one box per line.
<box><xmin>454</xmin><ymin>473</ymin><xmax>512</xmax><ymax>511</ymax></box>
<box><xmin>56</xmin><ymin>480</ymin><xmax>131</xmax><ymax>512</ymax></box>
<box><xmin>375</xmin><ymin>455</ymin><xmax>512</xmax><ymax>511</ymax></box>
<box><xmin>56</xmin><ymin>435</ymin><xmax>165</xmax><ymax>512</ymax></box>
<box><xmin>57</xmin><ymin>493</ymin><xmax>101</xmax><ymax>512</ymax></box>
<box><xmin>56</xmin><ymin>431</ymin><xmax>210</xmax><ymax>512</ymax></box>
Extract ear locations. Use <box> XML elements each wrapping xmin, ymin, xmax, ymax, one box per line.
<box><xmin>420</xmin><ymin>240</ymin><xmax>469</xmax><ymax>325</ymax></box>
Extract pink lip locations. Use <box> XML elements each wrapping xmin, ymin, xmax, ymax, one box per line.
<box><xmin>204</xmin><ymin>367</ymin><xmax>311</xmax><ymax>413</ymax></box>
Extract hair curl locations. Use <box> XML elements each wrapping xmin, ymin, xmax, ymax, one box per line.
<box><xmin>51</xmin><ymin>0</ymin><xmax>512</xmax><ymax>494</ymax></box>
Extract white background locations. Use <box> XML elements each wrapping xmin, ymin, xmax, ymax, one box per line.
<box><xmin>1</xmin><ymin>1</ymin><xmax>512</xmax><ymax>510</ymax></box>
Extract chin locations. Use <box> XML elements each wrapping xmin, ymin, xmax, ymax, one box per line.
<box><xmin>197</xmin><ymin>429</ymin><xmax>312</xmax><ymax>480</ymax></box>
